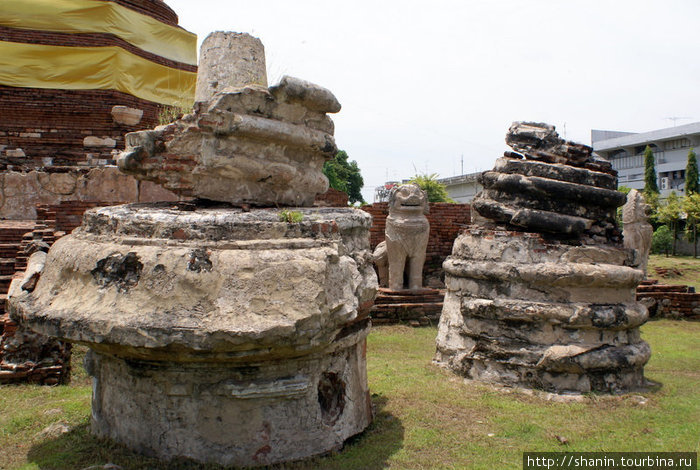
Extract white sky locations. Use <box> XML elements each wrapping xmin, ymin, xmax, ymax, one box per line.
<box><xmin>166</xmin><ymin>0</ymin><xmax>700</xmax><ymax>202</ymax></box>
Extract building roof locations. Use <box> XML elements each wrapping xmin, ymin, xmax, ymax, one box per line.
<box><xmin>437</xmin><ymin>171</ymin><xmax>482</xmax><ymax>185</ymax></box>
<box><xmin>593</xmin><ymin>122</ymin><xmax>700</xmax><ymax>151</ymax></box>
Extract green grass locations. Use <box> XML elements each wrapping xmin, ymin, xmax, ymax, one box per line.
<box><xmin>1</xmin><ymin>321</ymin><xmax>698</xmax><ymax>470</ymax></box>
<box><xmin>648</xmin><ymin>253</ymin><xmax>700</xmax><ymax>290</ymax></box>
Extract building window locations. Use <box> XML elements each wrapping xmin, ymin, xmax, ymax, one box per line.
<box><xmin>664</xmin><ymin>138</ymin><xmax>690</xmax><ymax>150</ymax></box>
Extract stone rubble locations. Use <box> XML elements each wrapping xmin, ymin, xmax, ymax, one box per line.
<box><xmin>435</xmin><ymin>122</ymin><xmax>651</xmax><ymax>394</ymax></box>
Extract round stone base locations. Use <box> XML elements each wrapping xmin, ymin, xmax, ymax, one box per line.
<box><xmin>435</xmin><ymin>229</ymin><xmax>651</xmax><ymax>394</ymax></box>
<box><xmin>9</xmin><ymin>204</ymin><xmax>378</xmax><ymax>466</ymax></box>
<box><xmin>85</xmin><ymin>324</ymin><xmax>371</xmax><ymax>467</ymax></box>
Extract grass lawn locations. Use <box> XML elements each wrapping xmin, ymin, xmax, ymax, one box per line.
<box><xmin>1</xmin><ymin>318</ymin><xmax>698</xmax><ymax>470</ymax></box>
<box><xmin>648</xmin><ymin>253</ymin><xmax>700</xmax><ymax>290</ymax></box>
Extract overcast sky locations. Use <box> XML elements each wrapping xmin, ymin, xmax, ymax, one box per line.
<box><xmin>166</xmin><ymin>0</ymin><xmax>700</xmax><ymax>202</ymax></box>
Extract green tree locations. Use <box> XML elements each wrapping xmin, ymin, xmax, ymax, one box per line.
<box><xmin>656</xmin><ymin>191</ymin><xmax>683</xmax><ymax>255</ymax></box>
<box><xmin>643</xmin><ymin>145</ymin><xmax>659</xmax><ymax>198</ymax></box>
<box><xmin>651</xmin><ymin>225</ymin><xmax>673</xmax><ymax>257</ymax></box>
<box><xmin>409</xmin><ymin>173</ymin><xmax>454</xmax><ymax>203</ymax></box>
<box><xmin>323</xmin><ymin>150</ymin><xmax>365</xmax><ymax>205</ymax></box>
<box><xmin>685</xmin><ymin>148</ymin><xmax>699</xmax><ymax>195</ymax></box>
<box><xmin>683</xmin><ymin>193</ymin><xmax>700</xmax><ymax>258</ymax></box>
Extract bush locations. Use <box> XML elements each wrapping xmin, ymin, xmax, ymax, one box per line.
<box><xmin>409</xmin><ymin>173</ymin><xmax>454</xmax><ymax>203</ymax></box>
<box><xmin>651</xmin><ymin>225</ymin><xmax>673</xmax><ymax>256</ymax></box>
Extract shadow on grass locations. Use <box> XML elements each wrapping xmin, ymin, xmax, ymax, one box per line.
<box><xmin>27</xmin><ymin>394</ymin><xmax>404</xmax><ymax>470</ymax></box>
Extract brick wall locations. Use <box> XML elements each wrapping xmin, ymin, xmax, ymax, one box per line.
<box><xmin>314</xmin><ymin>188</ymin><xmax>349</xmax><ymax>207</ymax></box>
<box><xmin>0</xmin><ymin>0</ymin><xmax>195</xmax><ymax>170</ymax></box>
<box><xmin>637</xmin><ymin>280</ymin><xmax>700</xmax><ymax>320</ymax></box>
<box><xmin>361</xmin><ymin>202</ymin><xmax>471</xmax><ymax>282</ymax></box>
<box><xmin>0</xmin><ymin>86</ymin><xmax>168</xmax><ymax>169</ymax></box>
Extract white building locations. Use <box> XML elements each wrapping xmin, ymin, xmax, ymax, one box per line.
<box><xmin>592</xmin><ymin>122</ymin><xmax>700</xmax><ymax>196</ymax></box>
<box><xmin>437</xmin><ymin>172</ymin><xmax>483</xmax><ymax>203</ymax></box>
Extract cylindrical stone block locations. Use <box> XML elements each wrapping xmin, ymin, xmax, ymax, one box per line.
<box><xmin>195</xmin><ymin>31</ymin><xmax>268</xmax><ymax>103</ymax></box>
<box><xmin>9</xmin><ymin>205</ymin><xmax>377</xmax><ymax>466</ymax></box>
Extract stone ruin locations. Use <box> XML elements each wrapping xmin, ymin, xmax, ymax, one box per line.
<box><xmin>9</xmin><ymin>32</ymin><xmax>377</xmax><ymax>467</ymax></box>
<box><xmin>435</xmin><ymin>122</ymin><xmax>651</xmax><ymax>394</ymax></box>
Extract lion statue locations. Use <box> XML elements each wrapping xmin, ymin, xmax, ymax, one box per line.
<box><xmin>373</xmin><ymin>183</ymin><xmax>430</xmax><ymax>290</ymax></box>
<box><xmin>622</xmin><ymin>189</ymin><xmax>653</xmax><ymax>276</ymax></box>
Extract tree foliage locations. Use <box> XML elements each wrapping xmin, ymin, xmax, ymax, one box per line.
<box><xmin>683</xmin><ymin>192</ymin><xmax>700</xmax><ymax>257</ymax></box>
<box><xmin>651</xmin><ymin>225</ymin><xmax>673</xmax><ymax>257</ymax></box>
<box><xmin>656</xmin><ymin>191</ymin><xmax>683</xmax><ymax>255</ymax></box>
<box><xmin>409</xmin><ymin>173</ymin><xmax>454</xmax><ymax>203</ymax></box>
<box><xmin>323</xmin><ymin>150</ymin><xmax>365</xmax><ymax>205</ymax></box>
<box><xmin>643</xmin><ymin>145</ymin><xmax>659</xmax><ymax>197</ymax></box>
<box><xmin>686</xmin><ymin>148</ymin><xmax>699</xmax><ymax>195</ymax></box>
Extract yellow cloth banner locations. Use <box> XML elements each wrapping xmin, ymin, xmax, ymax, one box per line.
<box><xmin>0</xmin><ymin>42</ymin><xmax>196</xmax><ymax>107</ymax></box>
<box><xmin>0</xmin><ymin>0</ymin><xmax>197</xmax><ymax>66</ymax></box>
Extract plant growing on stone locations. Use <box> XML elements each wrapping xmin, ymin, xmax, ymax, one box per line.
<box><xmin>157</xmin><ymin>105</ymin><xmax>190</xmax><ymax>125</ymax></box>
<box><xmin>686</xmin><ymin>148</ymin><xmax>699</xmax><ymax>195</ymax></box>
<box><xmin>279</xmin><ymin>209</ymin><xmax>303</xmax><ymax>223</ymax></box>
<box><xmin>643</xmin><ymin>145</ymin><xmax>659</xmax><ymax>198</ymax></box>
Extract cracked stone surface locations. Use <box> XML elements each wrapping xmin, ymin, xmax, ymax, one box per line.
<box><xmin>435</xmin><ymin>122</ymin><xmax>651</xmax><ymax>394</ymax></box>
<box><xmin>118</xmin><ymin>74</ymin><xmax>340</xmax><ymax>206</ymax></box>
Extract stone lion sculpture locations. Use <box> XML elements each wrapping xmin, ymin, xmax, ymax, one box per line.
<box><xmin>622</xmin><ymin>189</ymin><xmax>653</xmax><ymax>276</ymax></box>
<box><xmin>373</xmin><ymin>183</ymin><xmax>430</xmax><ymax>290</ymax></box>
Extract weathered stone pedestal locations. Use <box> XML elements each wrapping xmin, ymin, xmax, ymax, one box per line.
<box><xmin>435</xmin><ymin>230</ymin><xmax>650</xmax><ymax>393</ymax></box>
<box><xmin>10</xmin><ymin>204</ymin><xmax>376</xmax><ymax>466</ymax></box>
<box><xmin>435</xmin><ymin>122</ymin><xmax>652</xmax><ymax>394</ymax></box>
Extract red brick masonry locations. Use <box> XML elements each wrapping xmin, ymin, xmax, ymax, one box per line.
<box><xmin>637</xmin><ymin>280</ymin><xmax>700</xmax><ymax>321</ymax></box>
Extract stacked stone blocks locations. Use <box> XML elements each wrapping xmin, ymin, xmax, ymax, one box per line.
<box><xmin>435</xmin><ymin>122</ymin><xmax>651</xmax><ymax>394</ymax></box>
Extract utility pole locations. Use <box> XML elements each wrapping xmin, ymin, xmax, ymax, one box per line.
<box><xmin>461</xmin><ymin>154</ymin><xmax>464</xmax><ymax>176</ymax></box>
<box><xmin>666</xmin><ymin>117</ymin><xmax>692</xmax><ymax>126</ymax></box>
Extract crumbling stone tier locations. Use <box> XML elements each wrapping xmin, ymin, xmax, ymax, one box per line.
<box><xmin>10</xmin><ymin>204</ymin><xmax>376</xmax><ymax>465</ymax></box>
<box><xmin>119</xmin><ymin>75</ymin><xmax>339</xmax><ymax>206</ymax></box>
<box><xmin>435</xmin><ymin>122</ymin><xmax>651</xmax><ymax>394</ymax></box>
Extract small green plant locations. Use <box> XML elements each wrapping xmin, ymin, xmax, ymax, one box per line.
<box><xmin>279</xmin><ymin>210</ymin><xmax>303</xmax><ymax>223</ymax></box>
<box><xmin>157</xmin><ymin>105</ymin><xmax>190</xmax><ymax>125</ymax></box>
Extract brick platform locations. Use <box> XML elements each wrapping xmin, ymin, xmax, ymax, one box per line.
<box><xmin>636</xmin><ymin>279</ymin><xmax>700</xmax><ymax>320</ymax></box>
<box><xmin>370</xmin><ymin>288</ymin><xmax>445</xmax><ymax>326</ymax></box>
